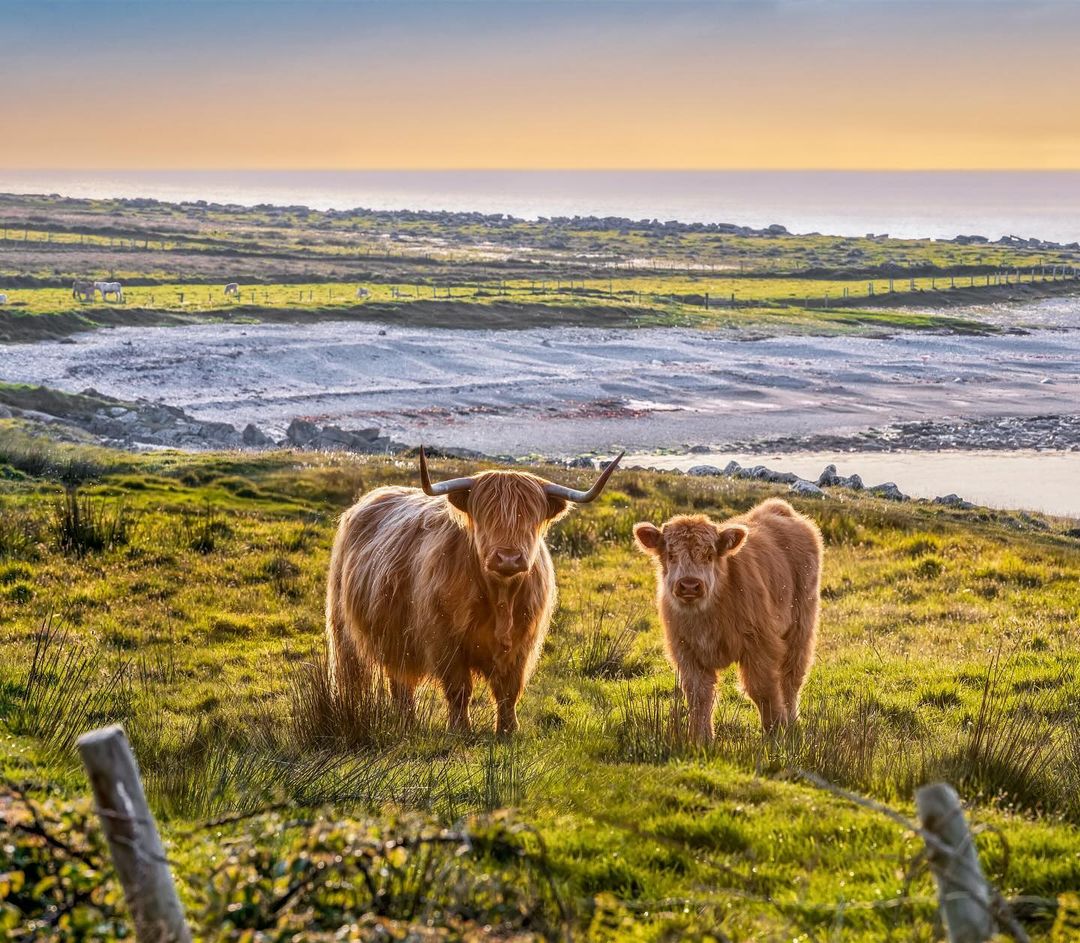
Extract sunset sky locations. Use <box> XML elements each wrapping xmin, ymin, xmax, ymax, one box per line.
<box><xmin>3</xmin><ymin>0</ymin><xmax>1079</xmax><ymax>170</ymax></box>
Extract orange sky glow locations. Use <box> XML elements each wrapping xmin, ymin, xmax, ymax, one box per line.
<box><xmin>3</xmin><ymin>1</ymin><xmax>1079</xmax><ymax>170</ymax></box>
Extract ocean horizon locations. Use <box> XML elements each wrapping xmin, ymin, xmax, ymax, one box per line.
<box><xmin>4</xmin><ymin>169</ymin><xmax>1080</xmax><ymax>244</ymax></box>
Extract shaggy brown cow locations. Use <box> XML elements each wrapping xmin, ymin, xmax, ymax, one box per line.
<box><xmin>326</xmin><ymin>449</ymin><xmax>622</xmax><ymax>734</ymax></box>
<box><xmin>634</xmin><ymin>498</ymin><xmax>822</xmax><ymax>742</ymax></box>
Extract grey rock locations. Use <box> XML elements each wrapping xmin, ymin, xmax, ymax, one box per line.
<box><xmin>868</xmin><ymin>482</ymin><xmax>908</xmax><ymax>501</ymax></box>
<box><xmin>286</xmin><ymin>418</ymin><xmax>319</xmax><ymax>446</ymax></box>
<box><xmin>688</xmin><ymin>444</ymin><xmax>711</xmax><ymax>454</ymax></box>
<box><xmin>242</xmin><ymin>424</ymin><xmax>273</xmax><ymax>447</ymax></box>
<box><xmin>789</xmin><ymin>479</ymin><xmax>825</xmax><ymax>498</ymax></box>
<box><xmin>817</xmin><ymin>464</ymin><xmax>839</xmax><ymax>486</ymax></box>
<box><xmin>566</xmin><ymin>456</ymin><xmax>596</xmax><ymax>469</ymax></box>
<box><xmin>933</xmin><ymin>493</ymin><xmax>974</xmax><ymax>509</ymax></box>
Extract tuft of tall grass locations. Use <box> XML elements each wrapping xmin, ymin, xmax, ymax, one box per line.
<box><xmin>8</xmin><ymin>618</ymin><xmax>132</xmax><ymax>755</ymax></box>
<box><xmin>182</xmin><ymin>501</ymin><xmax>227</xmax><ymax>554</ymax></box>
<box><xmin>0</xmin><ymin>507</ymin><xmax>43</xmax><ymax>559</ymax></box>
<box><xmin>569</xmin><ymin>597</ymin><xmax>647</xmax><ymax>680</ymax></box>
<box><xmin>51</xmin><ymin>489</ymin><xmax>133</xmax><ymax>556</ymax></box>
<box><xmin>285</xmin><ymin>651</ymin><xmax>417</xmax><ymax>752</ymax></box>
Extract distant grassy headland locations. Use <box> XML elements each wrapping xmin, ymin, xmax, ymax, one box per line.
<box><xmin>1</xmin><ymin>192</ymin><xmax>1077</xmax><ymax>342</ymax></box>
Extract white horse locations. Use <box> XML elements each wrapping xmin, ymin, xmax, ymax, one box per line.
<box><xmin>72</xmin><ymin>280</ymin><xmax>96</xmax><ymax>302</ymax></box>
<box><xmin>225</xmin><ymin>282</ymin><xmax>239</xmax><ymax>297</ymax></box>
<box><xmin>355</xmin><ymin>286</ymin><xmax>370</xmax><ymax>299</ymax></box>
<box><xmin>95</xmin><ymin>281</ymin><xmax>124</xmax><ymax>303</ymax></box>
<box><xmin>0</xmin><ymin>293</ymin><xmax>7</xmax><ymax>305</ymax></box>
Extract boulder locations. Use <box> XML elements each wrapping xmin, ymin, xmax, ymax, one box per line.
<box><xmin>818</xmin><ymin>464</ymin><xmax>864</xmax><ymax>490</ymax></box>
<box><xmin>242</xmin><ymin>424</ymin><xmax>273</xmax><ymax>447</ymax></box>
<box><xmin>868</xmin><ymin>482</ymin><xmax>907</xmax><ymax>501</ymax></box>
<box><xmin>566</xmin><ymin>456</ymin><xmax>595</xmax><ymax>469</ymax></box>
<box><xmin>933</xmin><ymin>493</ymin><xmax>974</xmax><ymax>509</ymax></box>
<box><xmin>789</xmin><ymin>479</ymin><xmax>825</xmax><ymax>498</ymax></box>
<box><xmin>286</xmin><ymin>418</ymin><xmax>319</xmax><ymax>446</ymax></box>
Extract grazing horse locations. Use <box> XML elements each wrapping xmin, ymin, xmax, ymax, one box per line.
<box><xmin>72</xmin><ymin>280</ymin><xmax>96</xmax><ymax>302</ymax></box>
<box><xmin>95</xmin><ymin>281</ymin><xmax>124</xmax><ymax>303</ymax></box>
<box><xmin>224</xmin><ymin>283</ymin><xmax>240</xmax><ymax>297</ymax></box>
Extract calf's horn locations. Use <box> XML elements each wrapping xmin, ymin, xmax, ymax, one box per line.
<box><xmin>419</xmin><ymin>446</ymin><xmax>475</xmax><ymax>496</ymax></box>
<box><xmin>544</xmin><ymin>451</ymin><xmax>624</xmax><ymax>503</ymax></box>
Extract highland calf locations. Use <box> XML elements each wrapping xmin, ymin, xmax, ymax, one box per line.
<box><xmin>326</xmin><ymin>449</ymin><xmax>622</xmax><ymax>735</ymax></box>
<box><xmin>634</xmin><ymin>498</ymin><xmax>822</xmax><ymax>742</ymax></box>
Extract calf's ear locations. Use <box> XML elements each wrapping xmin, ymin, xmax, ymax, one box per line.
<box><xmin>716</xmin><ymin>524</ymin><xmax>749</xmax><ymax>556</ymax></box>
<box><xmin>633</xmin><ymin>522</ymin><xmax>663</xmax><ymax>554</ymax></box>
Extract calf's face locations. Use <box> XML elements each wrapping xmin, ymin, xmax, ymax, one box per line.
<box><xmin>634</xmin><ymin>515</ymin><xmax>748</xmax><ymax>606</ymax></box>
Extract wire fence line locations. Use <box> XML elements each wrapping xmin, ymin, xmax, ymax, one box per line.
<box><xmin>4</xmin><ymin>725</ymin><xmax>1049</xmax><ymax>941</ymax></box>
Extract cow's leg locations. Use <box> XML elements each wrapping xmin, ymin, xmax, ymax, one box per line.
<box><xmin>739</xmin><ymin>658</ymin><xmax>786</xmax><ymax>733</ymax></box>
<box><xmin>390</xmin><ymin>678</ymin><xmax>416</xmax><ymax>726</ymax></box>
<box><xmin>489</xmin><ymin>664</ymin><xmax>526</xmax><ymax>736</ymax></box>
<box><xmin>677</xmin><ymin>661</ymin><xmax>717</xmax><ymax>745</ymax></box>
<box><xmin>441</xmin><ymin>669</ymin><xmax>474</xmax><ymax>734</ymax></box>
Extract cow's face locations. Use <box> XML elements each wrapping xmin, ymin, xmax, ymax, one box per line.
<box><xmin>633</xmin><ymin>515</ymin><xmax>747</xmax><ymax>607</ymax></box>
<box><xmin>449</xmin><ymin>472</ymin><xmax>568</xmax><ymax>580</ymax></box>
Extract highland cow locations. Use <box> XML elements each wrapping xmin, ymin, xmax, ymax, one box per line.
<box><xmin>634</xmin><ymin>498</ymin><xmax>822</xmax><ymax>742</ymax></box>
<box><xmin>326</xmin><ymin>449</ymin><xmax>622</xmax><ymax>735</ymax></box>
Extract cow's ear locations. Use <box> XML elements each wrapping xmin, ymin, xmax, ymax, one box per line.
<box><xmin>716</xmin><ymin>524</ymin><xmax>749</xmax><ymax>557</ymax></box>
<box><xmin>447</xmin><ymin>490</ymin><xmax>471</xmax><ymax>514</ymax></box>
<box><xmin>634</xmin><ymin>522</ymin><xmax>662</xmax><ymax>555</ymax></box>
<box><xmin>545</xmin><ymin>494</ymin><xmax>569</xmax><ymax>520</ymax></box>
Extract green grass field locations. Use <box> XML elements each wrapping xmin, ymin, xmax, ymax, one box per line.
<box><xmin>2</xmin><ymin>427</ymin><xmax>1078</xmax><ymax>940</ymax></box>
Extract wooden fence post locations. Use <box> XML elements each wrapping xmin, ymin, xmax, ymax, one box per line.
<box><xmin>78</xmin><ymin>725</ymin><xmax>192</xmax><ymax>943</ymax></box>
<box><xmin>916</xmin><ymin>783</ymin><xmax>994</xmax><ymax>943</ymax></box>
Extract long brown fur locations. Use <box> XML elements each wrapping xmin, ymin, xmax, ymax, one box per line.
<box><xmin>326</xmin><ymin>471</ymin><xmax>569</xmax><ymax>734</ymax></box>
<box><xmin>634</xmin><ymin>497</ymin><xmax>823</xmax><ymax>742</ymax></box>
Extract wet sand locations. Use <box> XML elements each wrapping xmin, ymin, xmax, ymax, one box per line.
<box><xmin>1</xmin><ymin>299</ymin><xmax>1077</xmax><ymax>458</ymax></box>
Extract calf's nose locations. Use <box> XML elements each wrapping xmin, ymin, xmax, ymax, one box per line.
<box><xmin>488</xmin><ymin>548</ymin><xmax>528</xmax><ymax>576</ymax></box>
<box><xmin>675</xmin><ymin>577</ymin><xmax>704</xmax><ymax>598</ymax></box>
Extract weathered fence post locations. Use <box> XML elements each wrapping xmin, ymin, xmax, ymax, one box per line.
<box><xmin>78</xmin><ymin>725</ymin><xmax>192</xmax><ymax>943</ymax></box>
<box><xmin>916</xmin><ymin>783</ymin><xmax>994</xmax><ymax>943</ymax></box>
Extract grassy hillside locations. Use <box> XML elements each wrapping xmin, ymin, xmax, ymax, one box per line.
<box><xmin>1</xmin><ymin>426</ymin><xmax>1078</xmax><ymax>939</ymax></box>
<box><xmin>3</xmin><ymin>192</ymin><xmax>1079</xmax><ymax>342</ymax></box>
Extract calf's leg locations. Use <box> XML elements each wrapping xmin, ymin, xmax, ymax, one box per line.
<box><xmin>739</xmin><ymin>658</ymin><xmax>787</xmax><ymax>733</ymax></box>
<box><xmin>678</xmin><ymin>662</ymin><xmax>717</xmax><ymax>745</ymax></box>
<box><xmin>489</xmin><ymin>664</ymin><xmax>526</xmax><ymax>736</ymax></box>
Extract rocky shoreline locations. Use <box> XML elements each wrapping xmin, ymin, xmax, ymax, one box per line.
<box><xmin>695</xmin><ymin>414</ymin><xmax>1080</xmax><ymax>455</ymax></box>
<box><xmin>2</xmin><ymin>385</ymin><xmax>1076</xmax><ymax>524</ymax></box>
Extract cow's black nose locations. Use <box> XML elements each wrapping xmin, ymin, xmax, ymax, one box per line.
<box><xmin>488</xmin><ymin>549</ymin><xmax>527</xmax><ymax>576</ymax></box>
<box><xmin>675</xmin><ymin>577</ymin><xmax>704</xmax><ymax>599</ymax></box>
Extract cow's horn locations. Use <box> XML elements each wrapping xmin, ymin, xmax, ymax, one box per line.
<box><xmin>544</xmin><ymin>451</ymin><xmax>624</xmax><ymax>503</ymax></box>
<box><xmin>419</xmin><ymin>446</ymin><xmax>475</xmax><ymax>496</ymax></box>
